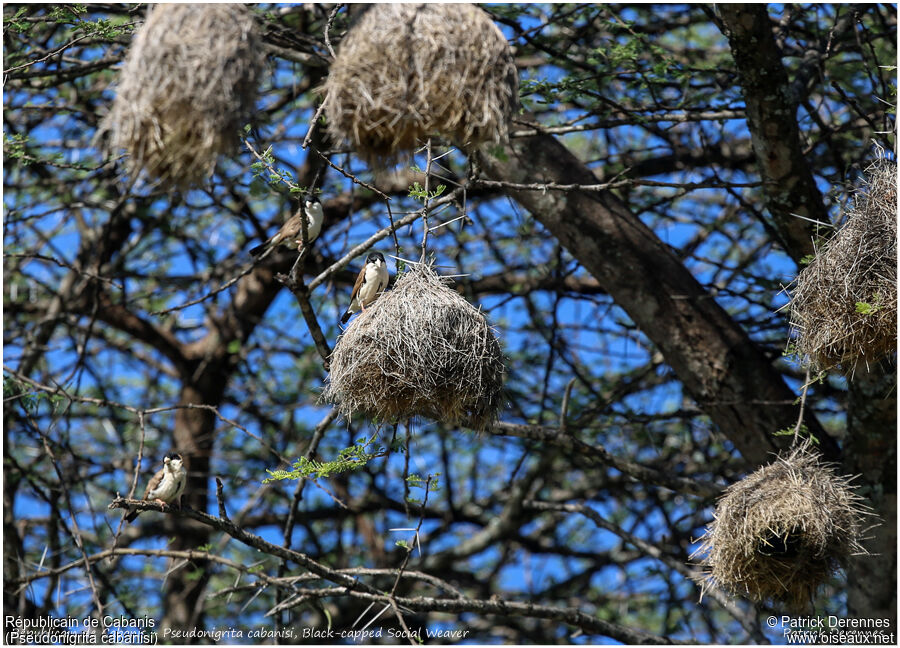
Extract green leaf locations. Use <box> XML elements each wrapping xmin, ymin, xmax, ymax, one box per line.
<box><xmin>263</xmin><ymin>434</ymin><xmax>386</xmax><ymax>482</ymax></box>
<box><xmin>249</xmin><ymin>178</ymin><xmax>269</xmax><ymax>197</ymax></box>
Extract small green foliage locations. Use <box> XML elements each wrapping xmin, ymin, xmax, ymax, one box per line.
<box><xmin>226</xmin><ymin>340</ymin><xmax>242</xmax><ymax>354</ymax></box>
<box><xmin>773</xmin><ymin>424</ymin><xmax>819</xmax><ymax>445</ymax></box>
<box><xmin>5</xmin><ymin>133</ymin><xmax>30</xmax><ymax>165</ymax></box>
<box><xmin>24</xmin><ymin>6</ymin><xmax>133</xmax><ymax>39</ymax></box>
<box><xmin>5</xmin><ymin>7</ymin><xmax>30</xmax><ymax>32</ymax></box>
<box><xmin>406</xmin><ymin>473</ymin><xmax>440</xmax><ymax>492</ymax></box>
<box><xmin>47</xmin><ymin>5</ymin><xmax>87</xmax><ymax>24</ymax></box>
<box><xmin>855</xmin><ymin>294</ymin><xmax>882</xmax><ymax>315</ymax></box>
<box><xmin>3</xmin><ymin>376</ymin><xmax>67</xmax><ymax>415</ymax></box>
<box><xmin>488</xmin><ymin>144</ymin><xmax>508</xmax><ymax>162</ymax></box>
<box><xmin>78</xmin><ymin>16</ymin><xmax>128</xmax><ymax>39</ymax></box>
<box><xmin>185</xmin><ymin>568</ymin><xmax>204</xmax><ymax>582</ymax></box>
<box><xmin>248</xmin><ymin>146</ymin><xmax>300</xmax><ymax>196</ymax></box>
<box><xmin>264</xmin><ymin>435</ymin><xmax>386</xmax><ymax>482</ymax></box>
<box><xmin>4</xmin><ymin>377</ymin><xmax>38</xmax><ymax>414</ymax></box>
<box><xmin>249</xmin><ymin>177</ymin><xmax>269</xmax><ymax>198</ymax></box>
<box><xmin>196</xmin><ymin>543</ymin><xmax>213</xmax><ymax>552</ymax></box>
<box><xmin>395</xmin><ymin>539</ymin><xmax>410</xmax><ymax>549</ymax></box>
<box><xmin>408</xmin><ymin>182</ymin><xmax>446</xmax><ymax>202</ymax></box>
<box><xmin>799</xmin><ymin>254</ymin><xmax>816</xmax><ymax>266</ymax></box>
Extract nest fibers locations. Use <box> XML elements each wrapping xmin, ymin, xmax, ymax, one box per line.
<box><xmin>321</xmin><ymin>3</ymin><xmax>518</xmax><ymax>162</ymax></box>
<box><xmin>323</xmin><ymin>264</ymin><xmax>505</xmax><ymax>429</ymax></box>
<box><xmin>692</xmin><ymin>444</ymin><xmax>870</xmax><ymax>610</ymax></box>
<box><xmin>98</xmin><ymin>4</ymin><xmax>264</xmax><ymax>188</ymax></box>
<box><xmin>788</xmin><ymin>159</ymin><xmax>897</xmax><ymax>371</ymax></box>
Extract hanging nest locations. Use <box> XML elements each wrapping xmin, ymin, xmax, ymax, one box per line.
<box><xmin>321</xmin><ymin>3</ymin><xmax>518</xmax><ymax>163</ymax></box>
<box><xmin>97</xmin><ymin>4</ymin><xmax>264</xmax><ymax>188</ymax></box>
<box><xmin>788</xmin><ymin>159</ymin><xmax>897</xmax><ymax>371</ymax></box>
<box><xmin>323</xmin><ymin>264</ymin><xmax>505</xmax><ymax>429</ymax></box>
<box><xmin>692</xmin><ymin>444</ymin><xmax>870</xmax><ymax>611</ymax></box>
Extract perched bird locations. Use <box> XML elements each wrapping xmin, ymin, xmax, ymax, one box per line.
<box><xmin>124</xmin><ymin>453</ymin><xmax>187</xmax><ymax>523</ymax></box>
<box><xmin>249</xmin><ymin>197</ymin><xmax>324</xmax><ymax>258</ymax></box>
<box><xmin>341</xmin><ymin>252</ymin><xmax>389</xmax><ymax>323</ymax></box>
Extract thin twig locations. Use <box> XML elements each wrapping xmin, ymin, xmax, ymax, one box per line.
<box><xmin>308</xmin><ymin>187</ymin><xmax>463</xmax><ymax>292</ymax></box>
<box><xmin>312</xmin><ymin>148</ymin><xmax>390</xmax><ymax>200</ymax></box>
<box><xmin>323</xmin><ymin>3</ymin><xmax>343</xmax><ymax>59</ymax></box>
<box><xmin>301</xmin><ymin>101</ymin><xmax>329</xmax><ymax>150</ymax></box>
<box><xmin>793</xmin><ymin>368</ymin><xmax>813</xmax><ymax>446</ymax></box>
<box><xmin>420</xmin><ymin>138</ymin><xmax>433</xmax><ymax>263</ymax></box>
<box><xmin>276</xmin><ymin>262</ymin><xmax>332</xmax><ymax>369</ymax></box>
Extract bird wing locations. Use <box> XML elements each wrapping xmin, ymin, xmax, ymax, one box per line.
<box><xmin>143</xmin><ymin>467</ymin><xmax>166</xmax><ymax>499</ymax></box>
<box><xmin>173</xmin><ymin>471</ymin><xmax>186</xmax><ymax>498</ymax></box>
<box><xmin>281</xmin><ymin>212</ymin><xmax>304</xmax><ymax>239</ymax></box>
<box><xmin>350</xmin><ymin>265</ymin><xmax>367</xmax><ymax>302</ymax></box>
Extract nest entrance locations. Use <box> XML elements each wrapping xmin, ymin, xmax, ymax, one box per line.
<box><xmin>789</xmin><ymin>159</ymin><xmax>897</xmax><ymax>371</ymax></box>
<box><xmin>98</xmin><ymin>4</ymin><xmax>264</xmax><ymax>188</ymax></box>
<box><xmin>321</xmin><ymin>3</ymin><xmax>518</xmax><ymax>163</ymax></box>
<box><xmin>692</xmin><ymin>443</ymin><xmax>870</xmax><ymax>611</ymax></box>
<box><xmin>323</xmin><ymin>264</ymin><xmax>505</xmax><ymax>430</ymax></box>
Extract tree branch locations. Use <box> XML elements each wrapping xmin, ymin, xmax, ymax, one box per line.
<box><xmin>718</xmin><ymin>4</ymin><xmax>827</xmax><ymax>262</ymax></box>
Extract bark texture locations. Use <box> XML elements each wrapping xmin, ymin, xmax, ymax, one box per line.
<box><xmin>845</xmin><ymin>362</ymin><xmax>897</xmax><ymax>625</ymax></box>
<box><xmin>718</xmin><ymin>4</ymin><xmax>826</xmax><ymax>263</ymax></box>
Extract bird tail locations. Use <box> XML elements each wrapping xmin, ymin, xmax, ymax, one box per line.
<box><xmin>249</xmin><ymin>242</ymin><xmax>267</xmax><ymax>257</ymax></box>
<box><xmin>124</xmin><ymin>510</ymin><xmax>139</xmax><ymax>523</ymax></box>
<box><xmin>340</xmin><ymin>310</ymin><xmax>352</xmax><ymax>324</ymax></box>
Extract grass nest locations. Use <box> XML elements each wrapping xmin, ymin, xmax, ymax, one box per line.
<box><xmin>788</xmin><ymin>159</ymin><xmax>897</xmax><ymax>371</ymax></box>
<box><xmin>323</xmin><ymin>264</ymin><xmax>505</xmax><ymax>429</ymax></box>
<box><xmin>98</xmin><ymin>4</ymin><xmax>264</xmax><ymax>188</ymax></box>
<box><xmin>692</xmin><ymin>443</ymin><xmax>870</xmax><ymax>611</ymax></box>
<box><xmin>321</xmin><ymin>3</ymin><xmax>518</xmax><ymax>163</ymax></box>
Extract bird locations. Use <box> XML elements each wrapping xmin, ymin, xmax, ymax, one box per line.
<box><xmin>341</xmin><ymin>252</ymin><xmax>389</xmax><ymax>323</ymax></box>
<box><xmin>249</xmin><ymin>197</ymin><xmax>324</xmax><ymax>258</ymax></box>
<box><xmin>124</xmin><ymin>452</ymin><xmax>187</xmax><ymax>523</ymax></box>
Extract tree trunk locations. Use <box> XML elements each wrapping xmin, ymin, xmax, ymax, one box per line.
<box><xmin>845</xmin><ymin>361</ymin><xmax>896</xmax><ymax>624</ymax></box>
<box><xmin>718</xmin><ymin>4</ymin><xmax>826</xmax><ymax>263</ymax></box>
<box><xmin>475</xmin><ymin>133</ymin><xmax>837</xmax><ymax>465</ymax></box>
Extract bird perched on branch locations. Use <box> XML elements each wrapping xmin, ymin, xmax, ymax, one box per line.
<box><xmin>249</xmin><ymin>197</ymin><xmax>324</xmax><ymax>258</ymax></box>
<box><xmin>124</xmin><ymin>452</ymin><xmax>187</xmax><ymax>523</ymax></box>
<box><xmin>341</xmin><ymin>252</ymin><xmax>389</xmax><ymax>323</ymax></box>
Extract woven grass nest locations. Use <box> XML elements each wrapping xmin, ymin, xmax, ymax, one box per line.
<box><xmin>98</xmin><ymin>4</ymin><xmax>264</xmax><ymax>188</ymax></box>
<box><xmin>323</xmin><ymin>264</ymin><xmax>505</xmax><ymax>429</ymax></box>
<box><xmin>321</xmin><ymin>3</ymin><xmax>518</xmax><ymax>163</ymax></box>
<box><xmin>788</xmin><ymin>159</ymin><xmax>897</xmax><ymax>371</ymax></box>
<box><xmin>692</xmin><ymin>444</ymin><xmax>870</xmax><ymax>611</ymax></box>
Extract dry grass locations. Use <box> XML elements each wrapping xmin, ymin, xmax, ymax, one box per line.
<box><xmin>98</xmin><ymin>4</ymin><xmax>264</xmax><ymax>188</ymax></box>
<box><xmin>692</xmin><ymin>443</ymin><xmax>870</xmax><ymax>611</ymax></box>
<box><xmin>323</xmin><ymin>263</ymin><xmax>505</xmax><ymax>429</ymax></box>
<box><xmin>321</xmin><ymin>3</ymin><xmax>518</xmax><ymax>163</ymax></box>
<box><xmin>788</xmin><ymin>159</ymin><xmax>897</xmax><ymax>371</ymax></box>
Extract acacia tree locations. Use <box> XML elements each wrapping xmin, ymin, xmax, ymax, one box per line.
<box><xmin>3</xmin><ymin>3</ymin><xmax>896</xmax><ymax>644</ymax></box>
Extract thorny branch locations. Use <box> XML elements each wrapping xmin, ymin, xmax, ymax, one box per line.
<box><xmin>101</xmin><ymin>497</ymin><xmax>676</xmax><ymax>643</ymax></box>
